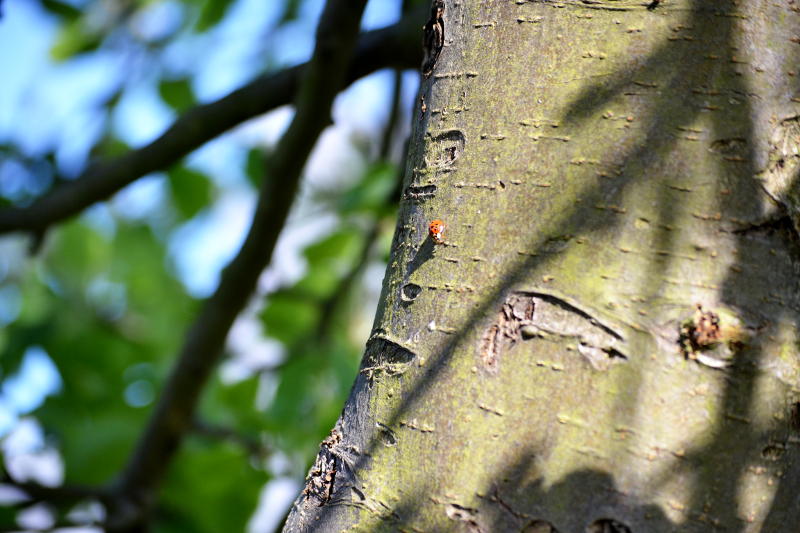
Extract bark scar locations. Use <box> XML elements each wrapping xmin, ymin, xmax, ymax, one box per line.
<box><xmin>422</xmin><ymin>0</ymin><xmax>444</xmax><ymax>77</ymax></box>
<box><xmin>359</xmin><ymin>334</ymin><xmax>417</xmax><ymax>381</ymax></box>
<box><xmin>302</xmin><ymin>429</ymin><xmax>343</xmax><ymax>506</ymax></box>
<box><xmin>481</xmin><ymin>290</ymin><xmax>627</xmax><ymax>371</ymax></box>
<box><xmin>443</xmin><ymin>502</ymin><xmax>484</xmax><ymax>532</ymax></box>
<box><xmin>301</xmin><ymin>427</ymin><xmax>363</xmax><ymax>508</ymax></box>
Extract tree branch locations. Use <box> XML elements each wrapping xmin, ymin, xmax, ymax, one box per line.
<box><xmin>0</xmin><ymin>7</ymin><xmax>424</xmax><ymax>236</ymax></box>
<box><xmin>379</xmin><ymin>70</ymin><xmax>405</xmax><ymax>160</ymax></box>
<box><xmin>0</xmin><ymin>478</ymin><xmax>103</xmax><ymax>508</ymax></box>
<box><xmin>107</xmin><ymin>0</ymin><xmax>370</xmax><ymax>529</ymax></box>
<box><xmin>191</xmin><ymin>418</ymin><xmax>268</xmax><ymax>459</ymax></box>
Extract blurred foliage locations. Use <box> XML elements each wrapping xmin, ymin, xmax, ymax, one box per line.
<box><xmin>0</xmin><ymin>0</ymin><xmax>407</xmax><ymax>530</ymax></box>
<box><xmin>158</xmin><ymin>78</ymin><xmax>197</xmax><ymax>113</ymax></box>
<box><xmin>167</xmin><ymin>166</ymin><xmax>213</xmax><ymax>219</ymax></box>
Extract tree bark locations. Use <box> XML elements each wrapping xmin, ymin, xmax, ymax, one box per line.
<box><xmin>283</xmin><ymin>1</ymin><xmax>800</xmax><ymax>531</ymax></box>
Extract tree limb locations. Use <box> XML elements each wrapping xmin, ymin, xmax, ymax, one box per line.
<box><xmin>191</xmin><ymin>417</ymin><xmax>268</xmax><ymax>459</ymax></box>
<box><xmin>379</xmin><ymin>70</ymin><xmax>405</xmax><ymax>160</ymax></box>
<box><xmin>0</xmin><ymin>7</ymin><xmax>424</xmax><ymax>235</ymax></box>
<box><xmin>107</xmin><ymin>0</ymin><xmax>370</xmax><ymax>529</ymax></box>
<box><xmin>0</xmin><ymin>478</ymin><xmax>102</xmax><ymax>507</ymax></box>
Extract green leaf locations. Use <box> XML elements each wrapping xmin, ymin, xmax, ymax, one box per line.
<box><xmin>33</xmin><ymin>220</ymin><xmax>192</xmax><ymax>484</ymax></box>
<box><xmin>265</xmin><ymin>353</ymin><xmax>318</xmax><ymax>439</ymax></box>
<box><xmin>91</xmin><ymin>135</ymin><xmax>130</xmax><ymax>160</ymax></box>
<box><xmin>40</xmin><ymin>0</ymin><xmax>81</xmax><ymax>21</ymax></box>
<box><xmin>159</xmin><ymin>439</ymin><xmax>264</xmax><ymax>533</ymax></box>
<box><xmin>44</xmin><ymin>221</ymin><xmax>111</xmax><ymax>289</ymax></box>
<box><xmin>196</xmin><ymin>0</ymin><xmax>237</xmax><ymax>32</ymax></box>
<box><xmin>40</xmin><ymin>407</ymin><xmax>142</xmax><ymax>484</ymax></box>
<box><xmin>293</xmin><ymin>230</ymin><xmax>361</xmax><ymax>298</ymax></box>
<box><xmin>0</xmin><ymin>322</ymin><xmax>54</xmax><ymax>379</ymax></box>
<box><xmin>244</xmin><ymin>148</ymin><xmax>264</xmax><ymax>188</ymax></box>
<box><xmin>337</xmin><ymin>162</ymin><xmax>397</xmax><ymax>215</ymax></box>
<box><xmin>0</xmin><ymin>503</ymin><xmax>19</xmax><ymax>529</ymax></box>
<box><xmin>158</xmin><ymin>78</ymin><xmax>195</xmax><ymax>113</ymax></box>
<box><xmin>260</xmin><ymin>292</ymin><xmax>319</xmax><ymax>345</ymax></box>
<box><xmin>278</xmin><ymin>0</ymin><xmax>302</xmax><ymax>24</ymax></box>
<box><xmin>167</xmin><ymin>166</ymin><xmax>212</xmax><ymax>219</ymax></box>
<box><xmin>50</xmin><ymin>20</ymin><xmax>102</xmax><ymax>61</ymax></box>
<box><xmin>303</xmin><ymin>230</ymin><xmax>360</xmax><ymax>264</ymax></box>
<box><xmin>264</xmin><ymin>346</ymin><xmax>355</xmax><ymax>456</ymax></box>
<box><xmin>201</xmin><ymin>375</ymin><xmax>263</xmax><ymax>435</ymax></box>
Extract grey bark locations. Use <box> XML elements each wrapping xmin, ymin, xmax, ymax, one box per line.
<box><xmin>284</xmin><ymin>1</ymin><xmax>800</xmax><ymax>532</ymax></box>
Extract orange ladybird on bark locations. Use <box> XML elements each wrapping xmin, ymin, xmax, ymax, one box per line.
<box><xmin>428</xmin><ymin>219</ymin><xmax>446</xmax><ymax>244</ymax></box>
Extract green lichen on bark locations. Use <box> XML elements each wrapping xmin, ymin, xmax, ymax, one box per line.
<box><xmin>283</xmin><ymin>1</ymin><xmax>800</xmax><ymax>532</ymax></box>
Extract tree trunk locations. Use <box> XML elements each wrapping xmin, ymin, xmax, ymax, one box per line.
<box><xmin>283</xmin><ymin>1</ymin><xmax>800</xmax><ymax>531</ymax></box>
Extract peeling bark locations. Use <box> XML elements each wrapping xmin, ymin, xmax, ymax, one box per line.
<box><xmin>283</xmin><ymin>0</ymin><xmax>800</xmax><ymax>531</ymax></box>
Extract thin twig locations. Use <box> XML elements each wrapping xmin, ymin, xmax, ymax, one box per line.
<box><xmin>379</xmin><ymin>69</ymin><xmax>405</xmax><ymax>161</ymax></box>
<box><xmin>0</xmin><ymin>478</ymin><xmax>103</xmax><ymax>507</ymax></box>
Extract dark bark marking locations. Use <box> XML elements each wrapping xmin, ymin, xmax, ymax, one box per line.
<box><xmin>709</xmin><ymin>137</ymin><xmax>747</xmax><ymax>155</ymax></box>
<box><xmin>445</xmin><ymin>503</ymin><xmax>484</xmax><ymax>532</ymax></box>
<box><xmin>538</xmin><ymin>0</ymin><xmax>633</xmax><ymax>11</ymax></box>
<box><xmin>404</xmin><ymin>184</ymin><xmax>438</xmax><ymax>201</ymax></box>
<box><xmin>790</xmin><ymin>401</ymin><xmax>800</xmax><ymax>431</ymax></box>
<box><xmin>422</xmin><ymin>0</ymin><xmax>444</xmax><ymax>78</ymax></box>
<box><xmin>359</xmin><ymin>336</ymin><xmax>417</xmax><ymax>380</ymax></box>
<box><xmin>376</xmin><ymin>422</ymin><xmax>397</xmax><ymax>446</ymax></box>
<box><xmin>480</xmin><ymin>486</ymin><xmax>532</xmax><ymax>522</ymax></box>
<box><xmin>522</xmin><ymin>520</ymin><xmax>560</xmax><ymax>532</ymax></box>
<box><xmin>427</xmin><ymin>129</ymin><xmax>466</xmax><ymax>168</ymax></box>
<box><xmin>517</xmin><ymin>0</ymin><xmax>660</xmax><ymax>11</ymax></box>
<box><xmin>401</xmin><ymin>283</ymin><xmax>423</xmax><ymax>302</ymax></box>
<box><xmin>481</xmin><ymin>291</ymin><xmax>627</xmax><ymax>371</ymax></box>
<box><xmin>761</xmin><ymin>443</ymin><xmax>786</xmax><ymax>461</ymax></box>
<box><xmin>732</xmin><ymin>213</ymin><xmax>800</xmax><ymax>252</ymax></box>
<box><xmin>587</xmin><ymin>518</ymin><xmax>632</xmax><ymax>533</ymax></box>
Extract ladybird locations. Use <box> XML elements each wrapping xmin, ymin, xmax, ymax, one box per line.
<box><xmin>428</xmin><ymin>219</ymin><xmax>446</xmax><ymax>244</ymax></box>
